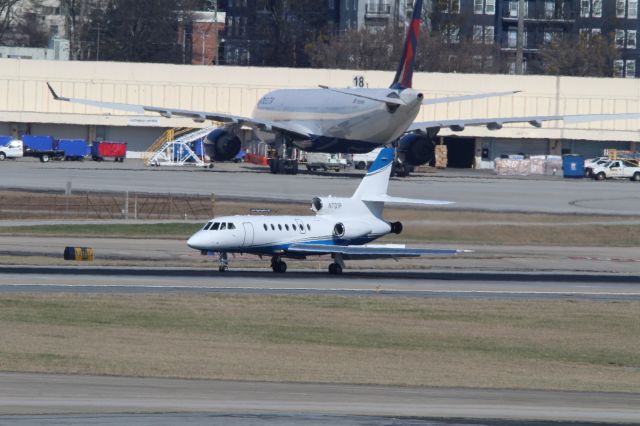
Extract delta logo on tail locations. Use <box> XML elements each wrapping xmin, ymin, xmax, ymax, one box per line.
<box><xmin>391</xmin><ymin>0</ymin><xmax>423</xmax><ymax>90</ymax></box>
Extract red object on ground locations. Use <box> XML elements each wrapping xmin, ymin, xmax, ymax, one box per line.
<box><xmin>93</xmin><ymin>141</ymin><xmax>127</xmax><ymax>158</ymax></box>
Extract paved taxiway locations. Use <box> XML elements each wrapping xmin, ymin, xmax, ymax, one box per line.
<box><xmin>1</xmin><ymin>373</ymin><xmax>639</xmax><ymax>424</ymax></box>
<box><xmin>2</xmin><ymin>159</ymin><xmax>640</xmax><ymax>215</ymax></box>
<box><xmin>1</xmin><ymin>265</ymin><xmax>639</xmax><ymax>301</ymax></box>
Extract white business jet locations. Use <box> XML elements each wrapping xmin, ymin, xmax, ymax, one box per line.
<box><xmin>46</xmin><ymin>0</ymin><xmax>640</xmax><ymax>176</ymax></box>
<box><xmin>187</xmin><ymin>147</ymin><xmax>467</xmax><ymax>274</ymax></box>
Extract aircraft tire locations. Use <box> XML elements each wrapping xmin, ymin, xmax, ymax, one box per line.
<box><xmin>273</xmin><ymin>261</ymin><xmax>287</xmax><ymax>273</ymax></box>
<box><xmin>328</xmin><ymin>263</ymin><xmax>342</xmax><ymax>275</ymax></box>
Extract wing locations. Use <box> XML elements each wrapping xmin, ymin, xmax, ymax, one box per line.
<box><xmin>408</xmin><ymin>113</ymin><xmax>640</xmax><ymax>132</ymax></box>
<box><xmin>421</xmin><ymin>91</ymin><xmax>520</xmax><ymax>106</ymax></box>
<box><xmin>287</xmin><ymin>243</ymin><xmax>469</xmax><ymax>260</ymax></box>
<box><xmin>361</xmin><ymin>194</ymin><xmax>454</xmax><ymax>206</ymax></box>
<box><xmin>46</xmin><ymin>83</ymin><xmax>311</xmax><ymax>140</ymax></box>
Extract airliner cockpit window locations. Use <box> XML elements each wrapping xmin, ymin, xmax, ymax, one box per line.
<box><xmin>220</xmin><ymin>223</ymin><xmax>227</xmax><ymax>230</ymax></box>
<box><xmin>228</xmin><ymin>223</ymin><xmax>236</xmax><ymax>230</ymax></box>
<box><xmin>203</xmin><ymin>221</ymin><xmax>213</xmax><ymax>230</ymax></box>
<box><xmin>211</xmin><ymin>222</ymin><xmax>220</xmax><ymax>231</ymax></box>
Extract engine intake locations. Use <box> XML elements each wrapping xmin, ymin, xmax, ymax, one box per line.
<box><xmin>205</xmin><ymin>129</ymin><xmax>241</xmax><ymax>161</ymax></box>
<box><xmin>332</xmin><ymin>220</ymin><xmax>372</xmax><ymax>240</ymax></box>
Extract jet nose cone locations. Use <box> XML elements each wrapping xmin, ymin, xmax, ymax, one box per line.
<box><xmin>187</xmin><ymin>232</ymin><xmax>207</xmax><ymax>250</ymax></box>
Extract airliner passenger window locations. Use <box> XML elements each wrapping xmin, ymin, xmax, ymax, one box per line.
<box><xmin>285</xmin><ymin>224</ymin><xmax>289</xmax><ymax>231</ymax></box>
<box><xmin>228</xmin><ymin>223</ymin><xmax>236</xmax><ymax>230</ymax></box>
<box><xmin>278</xmin><ymin>224</ymin><xmax>282</xmax><ymax>230</ymax></box>
<box><xmin>307</xmin><ymin>224</ymin><xmax>311</xmax><ymax>231</ymax></box>
<box><xmin>204</xmin><ymin>221</ymin><xmax>213</xmax><ymax>230</ymax></box>
<box><xmin>292</xmin><ymin>224</ymin><xmax>297</xmax><ymax>231</ymax></box>
<box><xmin>211</xmin><ymin>222</ymin><xmax>220</xmax><ymax>230</ymax></box>
<box><xmin>263</xmin><ymin>224</ymin><xmax>268</xmax><ymax>231</ymax></box>
<box><xmin>220</xmin><ymin>223</ymin><xmax>227</xmax><ymax>230</ymax></box>
<box><xmin>271</xmin><ymin>224</ymin><xmax>275</xmax><ymax>230</ymax></box>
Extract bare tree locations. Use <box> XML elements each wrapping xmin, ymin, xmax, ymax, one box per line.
<box><xmin>0</xmin><ymin>0</ymin><xmax>20</xmax><ymax>44</ymax></box>
<box><xmin>536</xmin><ymin>33</ymin><xmax>619</xmax><ymax>77</ymax></box>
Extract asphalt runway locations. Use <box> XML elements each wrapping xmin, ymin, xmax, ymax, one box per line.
<box><xmin>0</xmin><ymin>265</ymin><xmax>638</xmax><ymax>301</ymax></box>
<box><xmin>1</xmin><ymin>373</ymin><xmax>639</xmax><ymax>424</ymax></box>
<box><xmin>2</xmin><ymin>159</ymin><xmax>640</xmax><ymax>215</ymax></box>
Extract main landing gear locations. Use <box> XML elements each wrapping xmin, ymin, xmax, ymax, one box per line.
<box><xmin>218</xmin><ymin>252</ymin><xmax>229</xmax><ymax>272</ymax></box>
<box><xmin>271</xmin><ymin>256</ymin><xmax>287</xmax><ymax>273</ymax></box>
<box><xmin>328</xmin><ymin>254</ymin><xmax>345</xmax><ymax>275</ymax></box>
<box><xmin>268</xmin><ymin>135</ymin><xmax>299</xmax><ymax>175</ymax></box>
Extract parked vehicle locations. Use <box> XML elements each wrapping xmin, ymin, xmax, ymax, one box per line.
<box><xmin>304</xmin><ymin>153</ymin><xmax>347</xmax><ymax>172</ymax></box>
<box><xmin>351</xmin><ymin>148</ymin><xmax>382</xmax><ymax>170</ymax></box>
<box><xmin>591</xmin><ymin>160</ymin><xmax>640</xmax><ymax>181</ymax></box>
<box><xmin>584</xmin><ymin>157</ymin><xmax>610</xmax><ymax>178</ymax></box>
<box><xmin>57</xmin><ymin>139</ymin><xmax>88</xmax><ymax>161</ymax></box>
<box><xmin>91</xmin><ymin>141</ymin><xmax>127</xmax><ymax>162</ymax></box>
<box><xmin>0</xmin><ymin>139</ymin><xmax>63</xmax><ymax>162</ymax></box>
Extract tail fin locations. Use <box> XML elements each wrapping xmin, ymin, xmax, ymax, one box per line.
<box><xmin>390</xmin><ymin>0</ymin><xmax>424</xmax><ymax>90</ymax></box>
<box><xmin>352</xmin><ymin>148</ymin><xmax>395</xmax><ymax>200</ymax></box>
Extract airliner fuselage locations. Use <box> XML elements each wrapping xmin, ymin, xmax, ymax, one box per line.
<box><xmin>252</xmin><ymin>88</ymin><xmax>424</xmax><ymax>153</ymax></box>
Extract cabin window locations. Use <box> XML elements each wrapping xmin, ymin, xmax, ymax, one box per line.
<box><xmin>307</xmin><ymin>224</ymin><xmax>311</xmax><ymax>231</ymax></box>
<box><xmin>271</xmin><ymin>224</ymin><xmax>275</xmax><ymax>230</ymax></box>
<box><xmin>228</xmin><ymin>223</ymin><xmax>236</xmax><ymax>230</ymax></box>
<box><xmin>278</xmin><ymin>224</ymin><xmax>282</xmax><ymax>230</ymax></box>
<box><xmin>204</xmin><ymin>221</ymin><xmax>213</xmax><ymax>230</ymax></box>
<box><xmin>211</xmin><ymin>222</ymin><xmax>220</xmax><ymax>231</ymax></box>
<box><xmin>263</xmin><ymin>224</ymin><xmax>268</xmax><ymax>231</ymax></box>
<box><xmin>220</xmin><ymin>223</ymin><xmax>227</xmax><ymax>230</ymax></box>
<box><xmin>285</xmin><ymin>224</ymin><xmax>289</xmax><ymax>231</ymax></box>
<box><xmin>292</xmin><ymin>224</ymin><xmax>297</xmax><ymax>231</ymax></box>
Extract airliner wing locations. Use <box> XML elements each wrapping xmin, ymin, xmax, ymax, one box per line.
<box><xmin>46</xmin><ymin>83</ymin><xmax>311</xmax><ymax>139</ymax></box>
<box><xmin>408</xmin><ymin>113</ymin><xmax>640</xmax><ymax>132</ymax></box>
<box><xmin>287</xmin><ymin>243</ymin><xmax>468</xmax><ymax>260</ymax></box>
<box><xmin>421</xmin><ymin>91</ymin><xmax>520</xmax><ymax>106</ymax></box>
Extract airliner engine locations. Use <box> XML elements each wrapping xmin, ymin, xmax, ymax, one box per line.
<box><xmin>204</xmin><ymin>129</ymin><xmax>241</xmax><ymax>161</ymax></box>
<box><xmin>333</xmin><ymin>220</ymin><xmax>372</xmax><ymax>239</ymax></box>
<box><xmin>397</xmin><ymin>132</ymin><xmax>436</xmax><ymax>166</ymax></box>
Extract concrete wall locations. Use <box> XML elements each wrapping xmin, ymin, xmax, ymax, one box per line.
<box><xmin>2</xmin><ymin>58</ymin><xmax>640</xmax><ymax>145</ymax></box>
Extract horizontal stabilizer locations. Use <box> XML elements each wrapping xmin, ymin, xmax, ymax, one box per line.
<box><xmin>422</xmin><ymin>91</ymin><xmax>519</xmax><ymax>106</ymax></box>
<box><xmin>362</xmin><ymin>195</ymin><xmax>454</xmax><ymax>206</ymax></box>
<box><xmin>288</xmin><ymin>243</ymin><xmax>468</xmax><ymax>260</ymax></box>
<box><xmin>319</xmin><ymin>86</ymin><xmax>405</xmax><ymax>105</ymax></box>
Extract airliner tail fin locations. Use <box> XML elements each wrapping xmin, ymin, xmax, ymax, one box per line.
<box><xmin>390</xmin><ymin>0</ymin><xmax>424</xmax><ymax>90</ymax></box>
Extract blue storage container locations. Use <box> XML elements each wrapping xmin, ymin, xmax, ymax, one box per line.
<box><xmin>57</xmin><ymin>139</ymin><xmax>88</xmax><ymax>159</ymax></box>
<box><xmin>0</xmin><ymin>136</ymin><xmax>12</xmax><ymax>146</ymax></box>
<box><xmin>22</xmin><ymin>135</ymin><xmax>54</xmax><ymax>151</ymax></box>
<box><xmin>562</xmin><ymin>155</ymin><xmax>584</xmax><ymax>178</ymax></box>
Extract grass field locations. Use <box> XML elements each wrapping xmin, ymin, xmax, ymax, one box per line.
<box><xmin>1</xmin><ymin>294</ymin><xmax>638</xmax><ymax>392</ymax></box>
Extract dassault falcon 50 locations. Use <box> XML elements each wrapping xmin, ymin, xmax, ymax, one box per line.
<box><xmin>47</xmin><ymin>0</ymin><xmax>640</xmax><ymax>175</ymax></box>
<box><xmin>187</xmin><ymin>147</ymin><xmax>468</xmax><ymax>274</ymax></box>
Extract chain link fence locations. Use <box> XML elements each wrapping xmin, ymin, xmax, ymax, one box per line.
<box><xmin>0</xmin><ymin>190</ymin><xmax>215</xmax><ymax>220</ymax></box>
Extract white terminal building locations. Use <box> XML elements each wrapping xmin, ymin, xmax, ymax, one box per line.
<box><xmin>1</xmin><ymin>57</ymin><xmax>639</xmax><ymax>167</ymax></box>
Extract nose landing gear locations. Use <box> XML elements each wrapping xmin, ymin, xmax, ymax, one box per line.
<box><xmin>218</xmin><ymin>252</ymin><xmax>229</xmax><ymax>272</ymax></box>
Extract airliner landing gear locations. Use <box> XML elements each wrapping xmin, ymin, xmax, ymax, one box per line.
<box><xmin>269</xmin><ymin>135</ymin><xmax>299</xmax><ymax>175</ymax></box>
<box><xmin>218</xmin><ymin>252</ymin><xmax>229</xmax><ymax>272</ymax></box>
<box><xmin>328</xmin><ymin>263</ymin><xmax>343</xmax><ymax>275</ymax></box>
<box><xmin>328</xmin><ymin>254</ymin><xmax>345</xmax><ymax>275</ymax></box>
<box><xmin>271</xmin><ymin>256</ymin><xmax>287</xmax><ymax>273</ymax></box>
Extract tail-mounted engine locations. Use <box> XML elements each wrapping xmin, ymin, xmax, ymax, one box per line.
<box><xmin>397</xmin><ymin>129</ymin><xmax>439</xmax><ymax>166</ymax></box>
<box><xmin>204</xmin><ymin>129</ymin><xmax>241</xmax><ymax>161</ymax></box>
<box><xmin>332</xmin><ymin>220</ymin><xmax>373</xmax><ymax>240</ymax></box>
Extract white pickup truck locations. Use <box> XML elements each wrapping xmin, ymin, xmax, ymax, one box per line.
<box><xmin>0</xmin><ymin>139</ymin><xmax>63</xmax><ymax>163</ymax></box>
<box><xmin>304</xmin><ymin>153</ymin><xmax>348</xmax><ymax>172</ymax></box>
<box><xmin>591</xmin><ymin>159</ymin><xmax>640</xmax><ymax>181</ymax></box>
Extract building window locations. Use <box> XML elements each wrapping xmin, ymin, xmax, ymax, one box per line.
<box><xmin>485</xmin><ymin>0</ymin><xmax>495</xmax><ymax>14</ymax></box>
<box><xmin>593</xmin><ymin>0</ymin><xmax>602</xmax><ymax>17</ymax></box>
<box><xmin>616</xmin><ymin>29</ymin><xmax>625</xmax><ymax>48</ymax></box>
<box><xmin>473</xmin><ymin>25</ymin><xmax>483</xmax><ymax>43</ymax></box>
<box><xmin>616</xmin><ymin>0</ymin><xmax>626</xmax><ymax>17</ymax></box>
<box><xmin>580</xmin><ymin>0</ymin><xmax>590</xmax><ymax>17</ymax></box>
<box><xmin>545</xmin><ymin>31</ymin><xmax>553</xmax><ymax>44</ymax></box>
<box><xmin>450</xmin><ymin>25</ymin><xmax>460</xmax><ymax>43</ymax></box>
<box><xmin>614</xmin><ymin>59</ymin><xmax>624</xmax><ymax>77</ymax></box>
<box><xmin>508</xmin><ymin>29</ymin><xmax>517</xmax><ymax>48</ymax></box>
<box><xmin>474</xmin><ymin>0</ymin><xmax>483</xmax><ymax>14</ymax></box>
<box><xmin>626</xmin><ymin>59</ymin><xmax>636</xmax><ymax>77</ymax></box>
<box><xmin>509</xmin><ymin>0</ymin><xmax>518</xmax><ymax>16</ymax></box>
<box><xmin>629</xmin><ymin>0</ymin><xmax>638</xmax><ymax>17</ymax></box>
<box><xmin>544</xmin><ymin>1</ymin><xmax>555</xmax><ymax>18</ymax></box>
<box><xmin>484</xmin><ymin>26</ymin><xmax>494</xmax><ymax>44</ymax></box>
<box><xmin>628</xmin><ymin>30</ymin><xmax>637</xmax><ymax>49</ymax></box>
<box><xmin>472</xmin><ymin>55</ymin><xmax>483</xmax><ymax>70</ymax></box>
